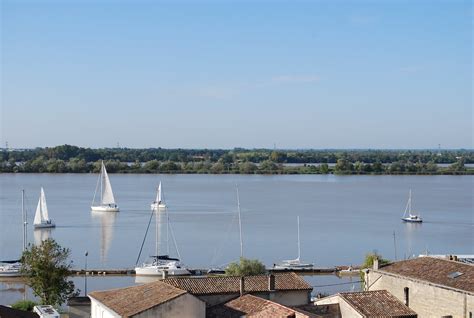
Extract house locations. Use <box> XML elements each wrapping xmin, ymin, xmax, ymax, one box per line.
<box><xmin>88</xmin><ymin>279</ymin><xmax>206</xmax><ymax>318</ymax></box>
<box><xmin>365</xmin><ymin>256</ymin><xmax>474</xmax><ymax>317</ymax></box>
<box><xmin>314</xmin><ymin>290</ymin><xmax>417</xmax><ymax>317</ymax></box>
<box><xmin>163</xmin><ymin>272</ymin><xmax>313</xmax><ymax>307</ymax></box>
<box><xmin>207</xmin><ymin>293</ymin><xmax>313</xmax><ymax>318</ymax></box>
<box><xmin>0</xmin><ymin>305</ymin><xmax>39</xmax><ymax>318</ymax></box>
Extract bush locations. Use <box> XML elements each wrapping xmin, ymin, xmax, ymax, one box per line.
<box><xmin>225</xmin><ymin>257</ymin><xmax>266</xmax><ymax>276</ymax></box>
<box><xmin>11</xmin><ymin>300</ymin><xmax>38</xmax><ymax>311</ymax></box>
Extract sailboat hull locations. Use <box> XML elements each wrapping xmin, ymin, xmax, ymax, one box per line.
<box><xmin>34</xmin><ymin>222</ymin><xmax>56</xmax><ymax>229</ymax></box>
<box><xmin>91</xmin><ymin>205</ymin><xmax>120</xmax><ymax>212</ymax></box>
<box><xmin>135</xmin><ymin>266</ymin><xmax>190</xmax><ymax>276</ymax></box>
<box><xmin>402</xmin><ymin>217</ymin><xmax>422</xmax><ymax>223</ymax></box>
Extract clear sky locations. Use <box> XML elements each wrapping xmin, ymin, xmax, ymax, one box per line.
<box><xmin>1</xmin><ymin>0</ymin><xmax>472</xmax><ymax>149</ymax></box>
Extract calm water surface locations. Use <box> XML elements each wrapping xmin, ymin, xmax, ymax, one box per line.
<box><xmin>0</xmin><ymin>174</ymin><xmax>472</xmax><ymax>304</ymax></box>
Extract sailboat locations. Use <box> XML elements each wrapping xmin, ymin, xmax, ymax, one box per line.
<box><xmin>402</xmin><ymin>189</ymin><xmax>422</xmax><ymax>223</ymax></box>
<box><xmin>91</xmin><ymin>161</ymin><xmax>119</xmax><ymax>212</ymax></box>
<box><xmin>0</xmin><ymin>190</ymin><xmax>27</xmax><ymax>277</ymax></box>
<box><xmin>135</xmin><ymin>209</ymin><xmax>190</xmax><ymax>276</ymax></box>
<box><xmin>150</xmin><ymin>182</ymin><xmax>166</xmax><ymax>211</ymax></box>
<box><xmin>273</xmin><ymin>216</ymin><xmax>313</xmax><ymax>270</ymax></box>
<box><xmin>33</xmin><ymin>187</ymin><xmax>55</xmax><ymax>229</ymax></box>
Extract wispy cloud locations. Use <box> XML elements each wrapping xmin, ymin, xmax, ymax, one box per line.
<box><xmin>271</xmin><ymin>75</ymin><xmax>320</xmax><ymax>83</ymax></box>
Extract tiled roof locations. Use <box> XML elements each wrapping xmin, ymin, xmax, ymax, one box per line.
<box><xmin>206</xmin><ymin>294</ymin><xmax>298</xmax><ymax>318</ymax></box>
<box><xmin>163</xmin><ymin>272</ymin><xmax>312</xmax><ymax>295</ymax></box>
<box><xmin>339</xmin><ymin>290</ymin><xmax>417</xmax><ymax>317</ymax></box>
<box><xmin>378</xmin><ymin>257</ymin><xmax>474</xmax><ymax>293</ymax></box>
<box><xmin>0</xmin><ymin>305</ymin><xmax>39</xmax><ymax>318</ymax></box>
<box><xmin>88</xmin><ymin>280</ymin><xmax>188</xmax><ymax>317</ymax></box>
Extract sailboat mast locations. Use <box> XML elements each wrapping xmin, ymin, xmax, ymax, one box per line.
<box><xmin>408</xmin><ymin>189</ymin><xmax>413</xmax><ymax>216</ymax></box>
<box><xmin>236</xmin><ymin>186</ymin><xmax>243</xmax><ymax>258</ymax></box>
<box><xmin>100</xmin><ymin>162</ymin><xmax>104</xmax><ymax>204</ymax></box>
<box><xmin>22</xmin><ymin>189</ymin><xmax>27</xmax><ymax>252</ymax></box>
<box><xmin>297</xmin><ymin>216</ymin><xmax>301</xmax><ymax>260</ymax></box>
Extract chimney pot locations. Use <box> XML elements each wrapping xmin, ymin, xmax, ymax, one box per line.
<box><xmin>240</xmin><ymin>276</ymin><xmax>245</xmax><ymax>296</ymax></box>
<box><xmin>268</xmin><ymin>274</ymin><xmax>275</xmax><ymax>291</ymax></box>
<box><xmin>373</xmin><ymin>257</ymin><xmax>379</xmax><ymax>270</ymax></box>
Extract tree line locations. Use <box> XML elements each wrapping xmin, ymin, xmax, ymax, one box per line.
<box><xmin>0</xmin><ymin>145</ymin><xmax>472</xmax><ymax>175</ymax></box>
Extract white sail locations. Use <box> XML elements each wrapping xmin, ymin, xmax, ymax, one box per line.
<box><xmin>157</xmin><ymin>182</ymin><xmax>162</xmax><ymax>203</ymax></box>
<box><xmin>101</xmin><ymin>162</ymin><xmax>116</xmax><ymax>205</ymax></box>
<box><xmin>40</xmin><ymin>188</ymin><xmax>49</xmax><ymax>221</ymax></box>
<box><xmin>34</xmin><ymin>197</ymin><xmax>42</xmax><ymax>225</ymax></box>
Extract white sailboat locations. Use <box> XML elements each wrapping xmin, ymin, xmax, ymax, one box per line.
<box><xmin>150</xmin><ymin>182</ymin><xmax>166</xmax><ymax>210</ymax></box>
<box><xmin>0</xmin><ymin>190</ymin><xmax>27</xmax><ymax>277</ymax></box>
<box><xmin>33</xmin><ymin>187</ymin><xmax>55</xmax><ymax>229</ymax></box>
<box><xmin>273</xmin><ymin>216</ymin><xmax>313</xmax><ymax>270</ymax></box>
<box><xmin>135</xmin><ymin>209</ymin><xmax>190</xmax><ymax>276</ymax></box>
<box><xmin>91</xmin><ymin>161</ymin><xmax>119</xmax><ymax>212</ymax></box>
<box><xmin>402</xmin><ymin>189</ymin><xmax>422</xmax><ymax>223</ymax></box>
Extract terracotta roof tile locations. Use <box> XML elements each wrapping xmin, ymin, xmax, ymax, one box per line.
<box><xmin>163</xmin><ymin>272</ymin><xmax>312</xmax><ymax>295</ymax></box>
<box><xmin>206</xmin><ymin>294</ymin><xmax>297</xmax><ymax>318</ymax></box>
<box><xmin>339</xmin><ymin>290</ymin><xmax>417</xmax><ymax>317</ymax></box>
<box><xmin>378</xmin><ymin>257</ymin><xmax>474</xmax><ymax>293</ymax></box>
<box><xmin>88</xmin><ymin>280</ymin><xmax>187</xmax><ymax>317</ymax></box>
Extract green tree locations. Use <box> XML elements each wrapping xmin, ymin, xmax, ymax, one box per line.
<box><xmin>20</xmin><ymin>239</ymin><xmax>78</xmax><ymax>307</ymax></box>
<box><xmin>225</xmin><ymin>257</ymin><xmax>266</xmax><ymax>276</ymax></box>
<box><xmin>319</xmin><ymin>163</ymin><xmax>329</xmax><ymax>174</ymax></box>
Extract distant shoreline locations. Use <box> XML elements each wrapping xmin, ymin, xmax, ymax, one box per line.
<box><xmin>1</xmin><ymin>145</ymin><xmax>472</xmax><ymax>175</ymax></box>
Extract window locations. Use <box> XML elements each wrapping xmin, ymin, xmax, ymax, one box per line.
<box><xmin>447</xmin><ymin>271</ymin><xmax>463</xmax><ymax>279</ymax></box>
<box><xmin>404</xmin><ymin>287</ymin><xmax>409</xmax><ymax>307</ymax></box>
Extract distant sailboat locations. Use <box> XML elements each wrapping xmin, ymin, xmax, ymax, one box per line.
<box><xmin>91</xmin><ymin>161</ymin><xmax>119</xmax><ymax>212</ymax></box>
<box><xmin>34</xmin><ymin>187</ymin><xmax>55</xmax><ymax>229</ymax></box>
<box><xmin>273</xmin><ymin>216</ymin><xmax>313</xmax><ymax>270</ymax></box>
<box><xmin>402</xmin><ymin>189</ymin><xmax>422</xmax><ymax>223</ymax></box>
<box><xmin>150</xmin><ymin>182</ymin><xmax>166</xmax><ymax>211</ymax></box>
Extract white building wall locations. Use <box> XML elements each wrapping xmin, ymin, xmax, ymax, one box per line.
<box><xmin>90</xmin><ymin>298</ymin><xmax>120</xmax><ymax>318</ymax></box>
<box><xmin>315</xmin><ymin>295</ymin><xmax>363</xmax><ymax>318</ymax></box>
<box><xmin>368</xmin><ymin>271</ymin><xmax>473</xmax><ymax>318</ymax></box>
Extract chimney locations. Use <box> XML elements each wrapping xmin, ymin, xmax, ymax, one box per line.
<box><xmin>268</xmin><ymin>274</ymin><xmax>275</xmax><ymax>291</ymax></box>
<box><xmin>373</xmin><ymin>257</ymin><xmax>379</xmax><ymax>270</ymax></box>
<box><xmin>240</xmin><ymin>276</ymin><xmax>245</xmax><ymax>296</ymax></box>
<box><xmin>404</xmin><ymin>287</ymin><xmax>409</xmax><ymax>307</ymax></box>
<box><xmin>162</xmin><ymin>270</ymin><xmax>168</xmax><ymax>279</ymax></box>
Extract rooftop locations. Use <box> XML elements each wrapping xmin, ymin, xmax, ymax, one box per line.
<box><xmin>163</xmin><ymin>272</ymin><xmax>312</xmax><ymax>295</ymax></box>
<box><xmin>339</xmin><ymin>290</ymin><xmax>417</xmax><ymax>317</ymax></box>
<box><xmin>378</xmin><ymin>256</ymin><xmax>474</xmax><ymax>293</ymax></box>
<box><xmin>88</xmin><ymin>280</ymin><xmax>187</xmax><ymax>317</ymax></box>
<box><xmin>206</xmin><ymin>294</ymin><xmax>298</xmax><ymax>318</ymax></box>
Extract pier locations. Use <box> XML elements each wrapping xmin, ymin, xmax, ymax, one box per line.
<box><xmin>70</xmin><ymin>266</ymin><xmax>349</xmax><ymax>276</ymax></box>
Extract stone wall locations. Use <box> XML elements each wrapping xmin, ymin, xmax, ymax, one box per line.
<box><xmin>367</xmin><ymin>270</ymin><xmax>474</xmax><ymax>318</ymax></box>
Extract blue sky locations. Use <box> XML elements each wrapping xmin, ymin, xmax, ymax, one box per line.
<box><xmin>1</xmin><ymin>0</ymin><xmax>472</xmax><ymax>149</ymax></box>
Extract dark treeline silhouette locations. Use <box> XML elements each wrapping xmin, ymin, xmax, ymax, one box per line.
<box><xmin>0</xmin><ymin>145</ymin><xmax>472</xmax><ymax>174</ymax></box>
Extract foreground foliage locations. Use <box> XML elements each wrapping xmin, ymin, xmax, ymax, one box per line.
<box><xmin>21</xmin><ymin>239</ymin><xmax>78</xmax><ymax>306</ymax></box>
<box><xmin>226</xmin><ymin>257</ymin><xmax>267</xmax><ymax>276</ymax></box>
<box><xmin>10</xmin><ymin>300</ymin><xmax>38</xmax><ymax>311</ymax></box>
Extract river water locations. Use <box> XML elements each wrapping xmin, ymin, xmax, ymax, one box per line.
<box><xmin>0</xmin><ymin>174</ymin><xmax>472</xmax><ymax>304</ymax></box>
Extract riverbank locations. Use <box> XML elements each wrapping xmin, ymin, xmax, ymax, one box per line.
<box><xmin>1</xmin><ymin>145</ymin><xmax>472</xmax><ymax>175</ymax></box>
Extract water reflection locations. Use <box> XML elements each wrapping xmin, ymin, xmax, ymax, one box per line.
<box><xmin>404</xmin><ymin>222</ymin><xmax>422</xmax><ymax>259</ymax></box>
<box><xmin>33</xmin><ymin>229</ymin><xmax>52</xmax><ymax>246</ymax></box>
<box><xmin>91</xmin><ymin>212</ymin><xmax>117</xmax><ymax>265</ymax></box>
